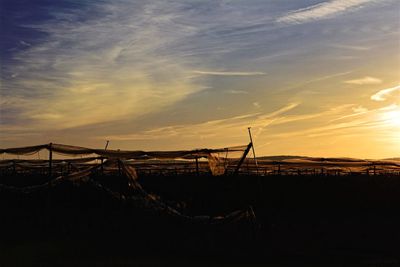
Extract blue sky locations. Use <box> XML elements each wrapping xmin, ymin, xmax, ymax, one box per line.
<box><xmin>1</xmin><ymin>0</ymin><xmax>399</xmax><ymax>158</ymax></box>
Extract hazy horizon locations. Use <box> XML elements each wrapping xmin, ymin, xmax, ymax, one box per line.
<box><xmin>1</xmin><ymin>0</ymin><xmax>399</xmax><ymax>158</ymax></box>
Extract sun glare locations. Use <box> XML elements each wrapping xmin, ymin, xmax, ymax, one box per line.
<box><xmin>382</xmin><ymin>109</ymin><xmax>400</xmax><ymax>128</ymax></box>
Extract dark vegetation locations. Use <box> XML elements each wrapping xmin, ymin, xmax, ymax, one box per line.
<box><xmin>1</xmin><ymin>172</ymin><xmax>400</xmax><ymax>266</ymax></box>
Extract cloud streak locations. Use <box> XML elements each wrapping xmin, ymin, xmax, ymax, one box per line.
<box><xmin>98</xmin><ymin>102</ymin><xmax>303</xmax><ymax>142</ymax></box>
<box><xmin>3</xmin><ymin>1</ymin><xmax>207</xmax><ymax>129</ymax></box>
<box><xmin>371</xmin><ymin>85</ymin><xmax>400</xmax><ymax>101</ymax></box>
<box><xmin>192</xmin><ymin>70</ymin><xmax>266</xmax><ymax>76</ymax></box>
<box><xmin>344</xmin><ymin>76</ymin><xmax>382</xmax><ymax>85</ymax></box>
<box><xmin>277</xmin><ymin>0</ymin><xmax>379</xmax><ymax>25</ymax></box>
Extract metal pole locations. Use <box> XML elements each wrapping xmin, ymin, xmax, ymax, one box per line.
<box><xmin>248</xmin><ymin>127</ymin><xmax>259</xmax><ymax>175</ymax></box>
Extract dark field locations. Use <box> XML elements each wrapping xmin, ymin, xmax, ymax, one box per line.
<box><xmin>1</xmin><ymin>172</ymin><xmax>400</xmax><ymax>266</ymax></box>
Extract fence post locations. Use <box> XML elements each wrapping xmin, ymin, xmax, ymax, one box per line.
<box><xmin>195</xmin><ymin>157</ymin><xmax>199</xmax><ymax>176</ymax></box>
<box><xmin>100</xmin><ymin>157</ymin><xmax>104</xmax><ymax>175</ymax></box>
<box><xmin>12</xmin><ymin>160</ymin><xmax>16</xmax><ymax>176</ymax></box>
<box><xmin>48</xmin><ymin>143</ymin><xmax>53</xmax><ymax>177</ymax></box>
<box><xmin>233</xmin><ymin>142</ymin><xmax>252</xmax><ymax>175</ymax></box>
<box><xmin>118</xmin><ymin>159</ymin><xmax>122</xmax><ymax>176</ymax></box>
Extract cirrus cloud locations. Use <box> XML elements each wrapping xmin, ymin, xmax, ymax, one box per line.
<box><xmin>192</xmin><ymin>70</ymin><xmax>266</xmax><ymax>76</ymax></box>
<box><xmin>277</xmin><ymin>0</ymin><xmax>380</xmax><ymax>25</ymax></box>
<box><xmin>371</xmin><ymin>84</ymin><xmax>400</xmax><ymax>101</ymax></box>
<box><xmin>344</xmin><ymin>76</ymin><xmax>382</xmax><ymax>85</ymax></box>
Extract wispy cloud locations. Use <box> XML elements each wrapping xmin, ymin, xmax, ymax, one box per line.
<box><xmin>192</xmin><ymin>70</ymin><xmax>266</xmax><ymax>76</ymax></box>
<box><xmin>225</xmin><ymin>90</ymin><xmax>249</xmax><ymax>95</ymax></box>
<box><xmin>97</xmin><ymin>102</ymin><xmax>382</xmax><ymax>155</ymax></box>
<box><xmin>282</xmin><ymin>71</ymin><xmax>353</xmax><ymax>92</ymax></box>
<box><xmin>329</xmin><ymin>43</ymin><xmax>371</xmax><ymax>51</ymax></box>
<box><xmin>277</xmin><ymin>0</ymin><xmax>379</xmax><ymax>25</ymax></box>
<box><xmin>344</xmin><ymin>76</ymin><xmax>382</xmax><ymax>85</ymax></box>
<box><xmin>1</xmin><ymin>1</ymin><xmax>274</xmax><ymax>132</ymax></box>
<box><xmin>4</xmin><ymin>1</ymin><xmax>207</xmax><ymax>129</ymax></box>
<box><xmin>258</xmin><ymin>103</ymin><xmax>300</xmax><ymax>119</ymax></box>
<box><xmin>330</xmin><ymin>105</ymin><xmax>370</xmax><ymax>122</ymax></box>
<box><xmin>98</xmin><ymin>102</ymin><xmax>302</xmax><ymax>142</ymax></box>
<box><xmin>371</xmin><ymin>84</ymin><xmax>400</xmax><ymax>101</ymax></box>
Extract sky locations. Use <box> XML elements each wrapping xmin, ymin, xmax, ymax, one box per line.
<box><xmin>1</xmin><ymin>0</ymin><xmax>399</xmax><ymax>159</ymax></box>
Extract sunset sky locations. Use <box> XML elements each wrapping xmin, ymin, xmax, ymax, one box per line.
<box><xmin>1</xmin><ymin>0</ymin><xmax>399</xmax><ymax>159</ymax></box>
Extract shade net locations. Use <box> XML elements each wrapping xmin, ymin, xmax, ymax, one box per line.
<box><xmin>3</xmin><ymin>143</ymin><xmax>399</xmax><ymax>176</ymax></box>
<box><xmin>207</xmin><ymin>144</ymin><xmax>250</xmax><ymax>175</ymax></box>
<box><xmin>1</xmin><ymin>143</ymin><xmax>251</xmax><ymax>176</ymax></box>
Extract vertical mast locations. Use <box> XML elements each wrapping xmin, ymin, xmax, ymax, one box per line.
<box><xmin>248</xmin><ymin>127</ymin><xmax>259</xmax><ymax>175</ymax></box>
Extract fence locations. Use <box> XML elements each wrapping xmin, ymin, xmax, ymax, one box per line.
<box><xmin>1</xmin><ymin>143</ymin><xmax>400</xmax><ymax>177</ymax></box>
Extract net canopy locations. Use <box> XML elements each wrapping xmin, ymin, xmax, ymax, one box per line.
<box><xmin>1</xmin><ymin>143</ymin><xmax>247</xmax><ymax>158</ymax></box>
<box><xmin>1</xmin><ymin>143</ymin><xmax>251</xmax><ymax>176</ymax></box>
<box><xmin>0</xmin><ymin>145</ymin><xmax>48</xmax><ymax>155</ymax></box>
<box><xmin>2</xmin><ymin>143</ymin><xmax>400</xmax><ymax>176</ymax></box>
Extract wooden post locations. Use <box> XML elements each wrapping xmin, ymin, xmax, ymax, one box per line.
<box><xmin>100</xmin><ymin>157</ymin><xmax>104</xmax><ymax>175</ymax></box>
<box><xmin>104</xmin><ymin>140</ymin><xmax>109</xmax><ymax>151</ymax></box>
<box><xmin>12</xmin><ymin>160</ymin><xmax>16</xmax><ymax>176</ymax></box>
<box><xmin>233</xmin><ymin>142</ymin><xmax>252</xmax><ymax>175</ymax></box>
<box><xmin>48</xmin><ymin>143</ymin><xmax>53</xmax><ymax>177</ymax></box>
<box><xmin>248</xmin><ymin>127</ymin><xmax>259</xmax><ymax>175</ymax></box>
<box><xmin>195</xmin><ymin>157</ymin><xmax>199</xmax><ymax>176</ymax></box>
<box><xmin>373</xmin><ymin>165</ymin><xmax>376</xmax><ymax>176</ymax></box>
<box><xmin>101</xmin><ymin>140</ymin><xmax>109</xmax><ymax>176</ymax></box>
<box><xmin>118</xmin><ymin>159</ymin><xmax>122</xmax><ymax>176</ymax></box>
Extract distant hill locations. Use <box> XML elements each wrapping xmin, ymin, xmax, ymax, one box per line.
<box><xmin>256</xmin><ymin>155</ymin><xmax>368</xmax><ymax>162</ymax></box>
<box><xmin>256</xmin><ymin>155</ymin><xmax>309</xmax><ymax>161</ymax></box>
<box><xmin>383</xmin><ymin>157</ymin><xmax>400</xmax><ymax>161</ymax></box>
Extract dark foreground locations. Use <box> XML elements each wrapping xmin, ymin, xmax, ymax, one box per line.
<box><xmin>1</xmin><ymin>172</ymin><xmax>400</xmax><ymax>266</ymax></box>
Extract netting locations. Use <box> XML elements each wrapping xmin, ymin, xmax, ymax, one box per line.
<box><xmin>253</xmin><ymin>157</ymin><xmax>400</xmax><ymax>175</ymax></box>
<box><xmin>0</xmin><ymin>144</ymin><xmax>48</xmax><ymax>155</ymax></box>
<box><xmin>0</xmin><ymin>143</ymin><xmax>251</xmax><ymax>176</ymax></box>
<box><xmin>2</xmin><ymin>143</ymin><xmax>399</xmax><ymax>176</ymax></box>
<box><xmin>207</xmin><ymin>145</ymin><xmax>250</xmax><ymax>175</ymax></box>
<box><xmin>0</xmin><ymin>159</ymin><xmax>257</xmax><ymax>228</ymax></box>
